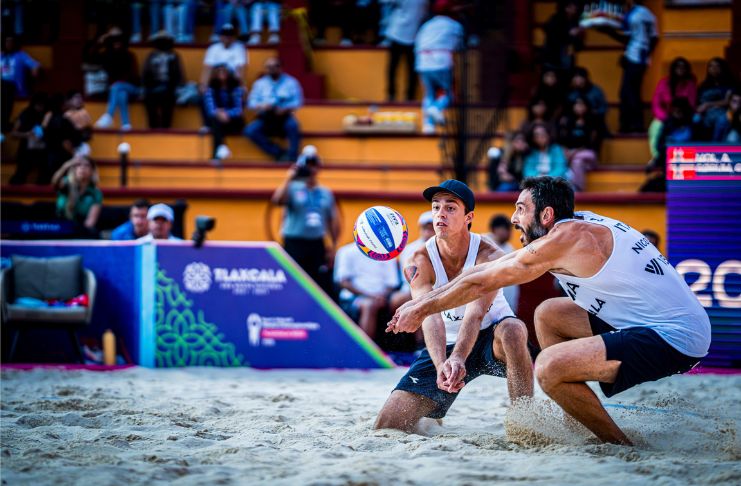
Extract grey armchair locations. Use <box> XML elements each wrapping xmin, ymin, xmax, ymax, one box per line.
<box><xmin>1</xmin><ymin>256</ymin><xmax>97</xmax><ymax>363</ymax></box>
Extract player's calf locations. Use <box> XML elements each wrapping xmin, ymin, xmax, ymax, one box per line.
<box><xmin>494</xmin><ymin>318</ymin><xmax>534</xmax><ymax>400</ymax></box>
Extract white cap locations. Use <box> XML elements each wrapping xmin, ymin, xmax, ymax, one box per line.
<box><xmin>418</xmin><ymin>211</ymin><xmax>433</xmax><ymax>225</ymax></box>
<box><xmin>147</xmin><ymin>203</ymin><xmax>174</xmax><ymax>221</ymax></box>
<box><xmin>297</xmin><ymin>145</ymin><xmax>321</xmax><ymax>167</ymax></box>
<box><xmin>487</xmin><ymin>147</ymin><xmax>501</xmax><ymax>159</ymax></box>
<box><xmin>302</xmin><ymin>145</ymin><xmax>318</xmax><ymax>157</ymax></box>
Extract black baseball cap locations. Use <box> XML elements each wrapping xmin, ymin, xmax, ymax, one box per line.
<box><xmin>423</xmin><ymin>179</ymin><xmax>475</xmax><ymax>211</ymax></box>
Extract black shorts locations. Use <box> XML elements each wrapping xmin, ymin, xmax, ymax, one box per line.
<box><xmin>589</xmin><ymin>313</ymin><xmax>702</xmax><ymax>398</ymax></box>
<box><xmin>394</xmin><ymin>317</ymin><xmax>517</xmax><ymax>419</ymax></box>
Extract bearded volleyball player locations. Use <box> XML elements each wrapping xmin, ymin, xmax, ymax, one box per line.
<box><xmin>389</xmin><ymin>176</ymin><xmax>711</xmax><ymax>445</ymax></box>
<box><xmin>374</xmin><ymin>180</ymin><xmax>534</xmax><ymax>433</ymax></box>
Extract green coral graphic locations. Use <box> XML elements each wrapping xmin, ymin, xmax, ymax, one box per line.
<box><xmin>155</xmin><ymin>266</ymin><xmax>245</xmax><ymax>367</ymax></box>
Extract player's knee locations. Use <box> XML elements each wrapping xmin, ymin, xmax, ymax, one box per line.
<box><xmin>499</xmin><ymin>319</ymin><xmax>528</xmax><ymax>347</ymax></box>
<box><xmin>534</xmin><ymin>353</ymin><xmax>563</xmax><ymax>395</ymax></box>
<box><xmin>533</xmin><ymin>301</ymin><xmax>553</xmax><ymax>329</ymax></box>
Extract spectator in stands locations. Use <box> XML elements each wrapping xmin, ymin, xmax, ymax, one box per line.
<box><xmin>202</xmin><ymin>63</ymin><xmax>246</xmax><ymax>162</ymax></box>
<box><xmin>334</xmin><ymin>242</ymin><xmax>401</xmax><ymax>340</ymax></box>
<box><xmin>138</xmin><ymin>203</ymin><xmax>183</xmax><ymax>241</ymax></box>
<box><xmin>519</xmin><ymin>96</ymin><xmax>556</xmax><ymax>139</ymax></box>
<box><xmin>713</xmin><ymin>89</ymin><xmax>741</xmax><ymax>143</ymax></box>
<box><xmin>271</xmin><ymin>146</ymin><xmax>339</xmax><ymax>296</ymax></box>
<box><xmin>248</xmin><ymin>1</ymin><xmax>282</xmax><ymax>45</ymax></box>
<box><xmin>212</xmin><ymin>1</ymin><xmax>250</xmax><ymax>43</ymax></box>
<box><xmin>92</xmin><ymin>28</ymin><xmax>140</xmax><ymax>130</ymax></box>
<box><xmin>311</xmin><ymin>0</ymin><xmax>353</xmax><ymax>46</ymax></box>
<box><xmin>51</xmin><ymin>156</ymin><xmax>103</xmax><ymax>238</ymax></box>
<box><xmin>601</xmin><ymin>0</ymin><xmax>657</xmax><ymax>133</ymax></box>
<box><xmin>130</xmin><ymin>1</ymin><xmax>162</xmax><ymax>43</ymax></box>
<box><xmin>142</xmin><ymin>31</ymin><xmax>185</xmax><ymax>129</ymax></box>
<box><xmin>200</xmin><ymin>23</ymin><xmax>247</xmax><ymax>93</ymax></box>
<box><xmin>522</xmin><ymin>122</ymin><xmax>568</xmax><ymax>180</ymax></box>
<box><xmin>9</xmin><ymin>92</ymin><xmax>48</xmax><ymax>185</ymax></box>
<box><xmin>694</xmin><ymin>57</ymin><xmax>735</xmax><ymax>140</ymax></box>
<box><xmin>648</xmin><ymin>57</ymin><xmax>697</xmax><ymax>158</ymax></box>
<box><xmin>132</xmin><ymin>1</ymin><xmax>197</xmax><ymax>43</ymax></box>
<box><xmin>245</xmin><ymin>57</ymin><xmax>303</xmax><ymax>161</ymax></box>
<box><xmin>642</xmin><ymin>229</ymin><xmax>660</xmax><ymax>249</ymax></box>
<box><xmin>654</xmin><ymin>97</ymin><xmax>695</xmax><ymax>172</ymax></box>
<box><xmin>558</xmin><ymin>95</ymin><xmax>599</xmax><ymax>191</ymax></box>
<box><xmin>414</xmin><ymin>0</ymin><xmax>463</xmax><ymax>134</ymax></box>
<box><xmin>540</xmin><ymin>0</ymin><xmax>583</xmax><ymax>72</ymax></box>
<box><xmin>494</xmin><ymin>131</ymin><xmax>528</xmax><ymax>192</ymax></box>
<box><xmin>112</xmin><ymin>199</ymin><xmax>152</xmax><ymax>240</ymax></box>
<box><xmin>64</xmin><ymin>90</ymin><xmax>93</xmax><ymax>144</ymax></box>
<box><xmin>567</xmin><ymin>67</ymin><xmax>608</xmax><ymax>147</ymax></box>
<box><xmin>42</xmin><ymin>93</ymin><xmax>82</xmax><ymax>185</ymax></box>
<box><xmin>385</xmin><ymin>0</ymin><xmax>428</xmax><ymax>102</ymax></box>
<box><xmin>1</xmin><ymin>35</ymin><xmax>41</xmax><ymax>131</ymax></box>
<box><xmin>531</xmin><ymin>69</ymin><xmax>565</xmax><ymax>122</ymax></box>
<box><xmin>483</xmin><ymin>214</ymin><xmax>518</xmax><ymax>313</ymax></box>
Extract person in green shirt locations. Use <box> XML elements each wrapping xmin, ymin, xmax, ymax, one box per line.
<box><xmin>51</xmin><ymin>156</ymin><xmax>103</xmax><ymax>238</ymax></box>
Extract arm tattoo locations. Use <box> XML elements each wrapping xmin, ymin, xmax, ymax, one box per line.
<box><xmin>526</xmin><ymin>245</ymin><xmax>537</xmax><ymax>255</ymax></box>
<box><xmin>404</xmin><ymin>266</ymin><xmax>419</xmax><ymax>284</ymax></box>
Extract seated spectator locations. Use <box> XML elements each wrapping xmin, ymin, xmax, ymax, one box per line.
<box><xmin>558</xmin><ymin>96</ymin><xmax>599</xmax><ymax>191</ymax></box>
<box><xmin>567</xmin><ymin>66</ymin><xmax>608</xmax><ymax>146</ymax></box>
<box><xmin>713</xmin><ymin>89</ymin><xmax>741</xmax><ymax>142</ymax></box>
<box><xmin>385</xmin><ymin>0</ymin><xmax>428</xmax><ymax>101</ymax></box>
<box><xmin>64</xmin><ymin>90</ymin><xmax>93</xmax><ymax>143</ymax></box>
<box><xmin>655</xmin><ymin>97</ymin><xmax>695</xmax><ymax>168</ymax></box>
<box><xmin>531</xmin><ymin>68</ymin><xmax>565</xmax><ymax>122</ymax></box>
<box><xmin>1</xmin><ymin>35</ymin><xmax>41</xmax><ymax>131</ymax></box>
<box><xmin>519</xmin><ymin>96</ymin><xmax>556</xmax><ymax>139</ymax></box>
<box><xmin>111</xmin><ymin>198</ymin><xmax>152</xmax><ymax>240</ymax></box>
<box><xmin>142</xmin><ymin>31</ymin><xmax>185</xmax><ymax>129</ymax></box>
<box><xmin>648</xmin><ymin>57</ymin><xmax>697</xmax><ymax>158</ymax></box>
<box><xmin>694</xmin><ymin>57</ymin><xmax>735</xmax><ymax>140</ymax></box>
<box><xmin>51</xmin><ymin>156</ymin><xmax>103</xmax><ymax>239</ymax></box>
<box><xmin>522</xmin><ymin>123</ymin><xmax>568</xmax><ymax>180</ymax></box>
<box><xmin>92</xmin><ymin>28</ymin><xmax>140</xmax><ymax>130</ymax></box>
<box><xmin>9</xmin><ymin>91</ymin><xmax>48</xmax><ymax>185</ymax></box>
<box><xmin>137</xmin><ymin>203</ymin><xmax>184</xmax><ymax>241</ymax></box>
<box><xmin>200</xmin><ymin>23</ymin><xmax>247</xmax><ymax>93</ymax></box>
<box><xmin>248</xmin><ymin>1</ymin><xmax>282</xmax><ymax>45</ymax></box>
<box><xmin>42</xmin><ymin>93</ymin><xmax>83</xmax><ymax>185</ymax></box>
<box><xmin>495</xmin><ymin>131</ymin><xmax>528</xmax><ymax>192</ymax></box>
<box><xmin>483</xmin><ymin>214</ymin><xmax>519</xmax><ymax>313</ymax></box>
<box><xmin>202</xmin><ymin>64</ymin><xmax>246</xmax><ymax>161</ymax></box>
<box><xmin>212</xmin><ymin>1</ymin><xmax>250</xmax><ymax>43</ymax></box>
<box><xmin>540</xmin><ymin>0</ymin><xmax>583</xmax><ymax>71</ymax></box>
<box><xmin>245</xmin><ymin>57</ymin><xmax>303</xmax><ymax>161</ymax></box>
<box><xmin>334</xmin><ymin>242</ymin><xmax>401</xmax><ymax>340</ymax></box>
<box><xmin>414</xmin><ymin>0</ymin><xmax>463</xmax><ymax>133</ymax></box>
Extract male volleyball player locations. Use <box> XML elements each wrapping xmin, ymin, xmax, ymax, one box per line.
<box><xmin>389</xmin><ymin>176</ymin><xmax>711</xmax><ymax>445</ymax></box>
<box><xmin>374</xmin><ymin>180</ymin><xmax>534</xmax><ymax>433</ymax></box>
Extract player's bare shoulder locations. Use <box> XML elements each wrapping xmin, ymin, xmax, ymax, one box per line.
<box><xmin>402</xmin><ymin>241</ymin><xmax>435</xmax><ymax>286</ymax></box>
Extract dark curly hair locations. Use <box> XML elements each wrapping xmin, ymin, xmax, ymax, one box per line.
<box><xmin>519</xmin><ymin>176</ymin><xmax>575</xmax><ymax>222</ymax></box>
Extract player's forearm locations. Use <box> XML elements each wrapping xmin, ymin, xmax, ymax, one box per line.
<box><xmin>422</xmin><ymin>317</ymin><xmax>448</xmax><ymax>369</ymax></box>
<box><xmin>450</xmin><ymin>299</ymin><xmax>494</xmax><ymax>361</ymax></box>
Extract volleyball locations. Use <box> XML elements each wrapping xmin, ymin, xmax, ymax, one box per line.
<box><xmin>353</xmin><ymin>206</ymin><xmax>409</xmax><ymax>261</ymax></box>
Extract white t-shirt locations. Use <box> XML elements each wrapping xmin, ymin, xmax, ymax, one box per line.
<box><xmin>414</xmin><ymin>16</ymin><xmax>463</xmax><ymax>72</ymax></box>
<box><xmin>386</xmin><ymin>0</ymin><xmax>428</xmax><ymax>46</ymax></box>
<box><xmin>203</xmin><ymin>42</ymin><xmax>248</xmax><ymax>76</ymax></box>
<box><xmin>136</xmin><ymin>233</ymin><xmax>183</xmax><ymax>242</ymax></box>
<box><xmin>334</xmin><ymin>243</ymin><xmax>400</xmax><ymax>301</ymax></box>
<box><xmin>621</xmin><ymin>5</ymin><xmax>657</xmax><ymax>65</ymax></box>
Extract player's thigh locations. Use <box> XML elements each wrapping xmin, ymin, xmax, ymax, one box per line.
<box><xmin>535</xmin><ymin>336</ymin><xmax>620</xmax><ymax>391</ymax></box>
<box><xmin>375</xmin><ymin>390</ymin><xmax>438</xmax><ymax>429</ymax></box>
<box><xmin>492</xmin><ymin>317</ymin><xmax>529</xmax><ymax>362</ymax></box>
<box><xmin>534</xmin><ymin>297</ymin><xmax>593</xmax><ymax>341</ymax></box>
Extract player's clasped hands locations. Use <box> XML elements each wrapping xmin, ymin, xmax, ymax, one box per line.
<box><xmin>437</xmin><ymin>357</ymin><xmax>466</xmax><ymax>393</ymax></box>
<box><xmin>386</xmin><ymin>300</ymin><xmax>423</xmax><ymax>334</ymax></box>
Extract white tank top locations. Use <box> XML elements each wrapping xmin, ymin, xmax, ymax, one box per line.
<box><xmin>426</xmin><ymin>233</ymin><xmax>514</xmax><ymax>345</ymax></box>
<box><xmin>550</xmin><ymin>211</ymin><xmax>711</xmax><ymax>358</ymax></box>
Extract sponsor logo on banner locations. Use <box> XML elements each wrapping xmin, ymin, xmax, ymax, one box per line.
<box><xmin>182</xmin><ymin>262</ymin><xmax>287</xmax><ymax>295</ymax></box>
<box><xmin>183</xmin><ymin>262</ymin><xmax>213</xmax><ymax>293</ymax></box>
<box><xmin>246</xmin><ymin>313</ymin><xmax>320</xmax><ymax>347</ymax></box>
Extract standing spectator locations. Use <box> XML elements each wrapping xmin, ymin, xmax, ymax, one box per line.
<box><xmin>142</xmin><ymin>31</ymin><xmax>185</xmax><ymax>129</ymax></box>
<box><xmin>200</xmin><ymin>23</ymin><xmax>247</xmax><ymax>93</ymax></box>
<box><xmin>483</xmin><ymin>214</ymin><xmax>519</xmax><ymax>313</ymax></box>
<box><xmin>541</xmin><ymin>0</ymin><xmax>583</xmax><ymax>72</ymax></box>
<box><xmin>601</xmin><ymin>0</ymin><xmax>657</xmax><ymax>133</ymax></box>
<box><xmin>202</xmin><ymin>64</ymin><xmax>246</xmax><ymax>162</ymax></box>
<box><xmin>248</xmin><ymin>1</ymin><xmax>282</xmax><ymax>45</ymax></box>
<box><xmin>9</xmin><ymin>92</ymin><xmax>47</xmax><ymax>185</ymax></box>
<box><xmin>648</xmin><ymin>57</ymin><xmax>697</xmax><ymax>158</ymax></box>
<box><xmin>494</xmin><ymin>131</ymin><xmax>529</xmax><ymax>192</ymax></box>
<box><xmin>51</xmin><ymin>156</ymin><xmax>103</xmax><ymax>239</ymax></box>
<box><xmin>522</xmin><ymin>123</ymin><xmax>568</xmax><ymax>180</ymax></box>
<box><xmin>211</xmin><ymin>1</ymin><xmax>250</xmax><ymax>43</ymax></box>
<box><xmin>694</xmin><ymin>58</ymin><xmax>735</xmax><ymax>141</ymax></box>
<box><xmin>130</xmin><ymin>0</ymin><xmax>162</xmax><ymax>43</ymax></box>
<box><xmin>1</xmin><ymin>35</ymin><xmax>41</xmax><ymax>131</ymax></box>
<box><xmin>41</xmin><ymin>93</ymin><xmax>82</xmax><ymax>185</ymax></box>
<box><xmin>245</xmin><ymin>57</ymin><xmax>303</xmax><ymax>161</ymax></box>
<box><xmin>385</xmin><ymin>0</ymin><xmax>428</xmax><ymax>101</ymax></box>
<box><xmin>137</xmin><ymin>203</ymin><xmax>184</xmax><ymax>241</ymax></box>
<box><xmin>712</xmin><ymin>89</ymin><xmax>741</xmax><ymax>142</ymax></box>
<box><xmin>567</xmin><ymin>67</ymin><xmax>608</xmax><ymax>147</ymax></box>
<box><xmin>112</xmin><ymin>199</ymin><xmax>152</xmax><ymax>240</ymax></box>
<box><xmin>92</xmin><ymin>28</ymin><xmax>140</xmax><ymax>130</ymax></box>
<box><xmin>414</xmin><ymin>0</ymin><xmax>463</xmax><ymax>133</ymax></box>
<box><xmin>558</xmin><ymin>96</ymin><xmax>599</xmax><ymax>192</ymax></box>
<box><xmin>271</xmin><ymin>146</ymin><xmax>339</xmax><ymax>296</ymax></box>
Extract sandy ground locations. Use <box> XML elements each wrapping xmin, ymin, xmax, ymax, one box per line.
<box><xmin>1</xmin><ymin>366</ymin><xmax>740</xmax><ymax>486</ymax></box>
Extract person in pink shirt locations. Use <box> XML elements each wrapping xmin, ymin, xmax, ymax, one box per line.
<box><xmin>648</xmin><ymin>57</ymin><xmax>697</xmax><ymax>158</ymax></box>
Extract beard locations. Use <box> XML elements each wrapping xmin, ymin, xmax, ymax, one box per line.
<box><xmin>515</xmin><ymin>220</ymin><xmax>548</xmax><ymax>246</ymax></box>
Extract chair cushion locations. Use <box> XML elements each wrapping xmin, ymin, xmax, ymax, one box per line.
<box><xmin>5</xmin><ymin>304</ymin><xmax>88</xmax><ymax>323</ymax></box>
<box><xmin>11</xmin><ymin>255</ymin><xmax>82</xmax><ymax>302</ymax></box>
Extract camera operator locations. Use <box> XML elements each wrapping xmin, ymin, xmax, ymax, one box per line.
<box><xmin>271</xmin><ymin>146</ymin><xmax>339</xmax><ymax>296</ymax></box>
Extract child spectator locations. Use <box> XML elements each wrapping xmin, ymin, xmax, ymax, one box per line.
<box><xmin>541</xmin><ymin>0</ymin><xmax>583</xmax><ymax>71</ymax></box>
<box><xmin>200</xmin><ymin>23</ymin><xmax>247</xmax><ymax>93</ymax></box>
<box><xmin>384</xmin><ymin>0</ymin><xmax>428</xmax><ymax>102</ymax></box>
<box><xmin>558</xmin><ymin>96</ymin><xmax>599</xmax><ymax>191</ymax></box>
<box><xmin>248</xmin><ymin>1</ymin><xmax>282</xmax><ymax>45</ymax></box>
<box><xmin>203</xmin><ymin>64</ymin><xmax>246</xmax><ymax>162</ymax></box>
<box><xmin>648</xmin><ymin>57</ymin><xmax>697</xmax><ymax>158</ymax></box>
<box><xmin>142</xmin><ymin>31</ymin><xmax>185</xmax><ymax>128</ymax></box>
<box><xmin>9</xmin><ymin>92</ymin><xmax>48</xmax><ymax>185</ymax></box>
<box><xmin>51</xmin><ymin>156</ymin><xmax>103</xmax><ymax>239</ymax></box>
<box><xmin>694</xmin><ymin>57</ymin><xmax>735</xmax><ymax>140</ymax></box>
<box><xmin>712</xmin><ymin>90</ymin><xmax>741</xmax><ymax>143</ymax></box>
<box><xmin>522</xmin><ymin>123</ymin><xmax>568</xmax><ymax>180</ymax></box>
<box><xmin>92</xmin><ymin>28</ymin><xmax>140</xmax><ymax>130</ymax></box>
<box><xmin>567</xmin><ymin>67</ymin><xmax>608</xmax><ymax>147</ymax></box>
<box><xmin>495</xmin><ymin>131</ymin><xmax>529</xmax><ymax>192</ymax></box>
<box><xmin>42</xmin><ymin>93</ymin><xmax>82</xmax><ymax>185</ymax></box>
<box><xmin>64</xmin><ymin>90</ymin><xmax>93</xmax><ymax>142</ymax></box>
<box><xmin>1</xmin><ymin>35</ymin><xmax>41</xmax><ymax>131</ymax></box>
